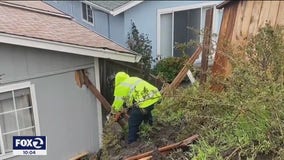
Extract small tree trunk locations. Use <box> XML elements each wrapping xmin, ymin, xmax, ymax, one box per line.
<box><xmin>200</xmin><ymin>8</ymin><xmax>213</xmax><ymax>85</ymax></box>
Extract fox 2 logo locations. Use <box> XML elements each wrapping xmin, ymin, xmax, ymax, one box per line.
<box><xmin>13</xmin><ymin>136</ymin><xmax>46</xmax><ymax>150</ymax></box>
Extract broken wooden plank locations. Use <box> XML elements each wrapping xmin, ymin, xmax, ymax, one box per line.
<box><xmin>75</xmin><ymin>70</ymin><xmax>84</xmax><ymax>88</ymax></box>
<box><xmin>161</xmin><ymin>47</ymin><xmax>201</xmax><ymax>94</ymax></box>
<box><xmin>124</xmin><ymin>134</ymin><xmax>199</xmax><ymax>160</ymax></box>
<box><xmin>137</xmin><ymin>157</ymin><xmax>151</xmax><ymax>160</ymax></box>
<box><xmin>83</xmin><ymin>72</ymin><xmax>111</xmax><ymax>112</ymax></box>
<box><xmin>69</xmin><ymin>151</ymin><xmax>89</xmax><ymax>160</ymax></box>
<box><xmin>75</xmin><ymin>70</ymin><xmax>128</xmax><ymax>128</ymax></box>
<box><xmin>200</xmin><ymin>8</ymin><xmax>213</xmax><ymax>85</ymax></box>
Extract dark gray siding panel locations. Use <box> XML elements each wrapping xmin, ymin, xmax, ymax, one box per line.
<box><xmin>8</xmin><ymin>69</ymin><xmax>99</xmax><ymax>160</ymax></box>
<box><xmin>0</xmin><ymin>43</ymin><xmax>93</xmax><ymax>84</ymax></box>
<box><xmin>0</xmin><ymin>44</ymin><xmax>100</xmax><ymax>159</ymax></box>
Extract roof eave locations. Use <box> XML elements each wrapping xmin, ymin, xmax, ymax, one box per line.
<box><xmin>86</xmin><ymin>1</ymin><xmax>143</xmax><ymax>16</ymax></box>
<box><xmin>84</xmin><ymin>1</ymin><xmax>112</xmax><ymax>15</ymax></box>
<box><xmin>0</xmin><ymin>33</ymin><xmax>141</xmax><ymax>63</ymax></box>
<box><xmin>111</xmin><ymin>1</ymin><xmax>143</xmax><ymax>16</ymax></box>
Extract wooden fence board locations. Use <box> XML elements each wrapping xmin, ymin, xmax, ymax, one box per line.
<box><xmin>257</xmin><ymin>1</ymin><xmax>271</xmax><ymax>28</ymax></box>
<box><xmin>248</xmin><ymin>1</ymin><xmax>263</xmax><ymax>36</ymax></box>
<box><xmin>231</xmin><ymin>0</ymin><xmax>246</xmax><ymax>42</ymax></box>
<box><xmin>276</xmin><ymin>1</ymin><xmax>284</xmax><ymax>26</ymax></box>
<box><xmin>240</xmin><ymin>1</ymin><xmax>254</xmax><ymax>39</ymax></box>
<box><xmin>268</xmin><ymin>1</ymin><xmax>280</xmax><ymax>26</ymax></box>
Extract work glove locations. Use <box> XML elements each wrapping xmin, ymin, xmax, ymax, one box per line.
<box><xmin>114</xmin><ymin>112</ymin><xmax>122</xmax><ymax>122</ymax></box>
<box><xmin>106</xmin><ymin>111</ymin><xmax>122</xmax><ymax>122</ymax></box>
<box><xmin>106</xmin><ymin>113</ymin><xmax>112</xmax><ymax>121</ymax></box>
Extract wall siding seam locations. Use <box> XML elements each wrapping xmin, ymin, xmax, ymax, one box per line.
<box><xmin>0</xmin><ymin>64</ymin><xmax>94</xmax><ymax>84</ymax></box>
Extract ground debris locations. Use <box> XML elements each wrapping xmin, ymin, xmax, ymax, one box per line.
<box><xmin>99</xmin><ymin>117</ymin><xmax>198</xmax><ymax>160</ymax></box>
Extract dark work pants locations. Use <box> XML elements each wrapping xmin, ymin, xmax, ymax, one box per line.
<box><xmin>128</xmin><ymin>104</ymin><xmax>154</xmax><ymax>144</ymax></box>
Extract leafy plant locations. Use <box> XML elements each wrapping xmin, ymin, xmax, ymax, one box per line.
<box><xmin>152</xmin><ymin>56</ymin><xmax>189</xmax><ymax>83</ymax></box>
<box><xmin>127</xmin><ymin>21</ymin><xmax>153</xmax><ymax>80</ymax></box>
<box><xmin>101</xmin><ymin>24</ymin><xmax>284</xmax><ymax>160</ymax></box>
<box><xmin>153</xmin><ymin>24</ymin><xmax>284</xmax><ymax>159</ymax></box>
<box><xmin>138</xmin><ymin>123</ymin><xmax>153</xmax><ymax>141</ymax></box>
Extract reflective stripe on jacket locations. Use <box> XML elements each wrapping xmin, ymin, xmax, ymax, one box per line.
<box><xmin>112</xmin><ymin>77</ymin><xmax>161</xmax><ymax>112</ymax></box>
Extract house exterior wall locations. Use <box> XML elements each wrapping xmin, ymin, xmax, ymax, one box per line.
<box><xmin>0</xmin><ymin>43</ymin><xmax>100</xmax><ymax>160</ymax></box>
<box><xmin>45</xmin><ymin>1</ymin><xmax>126</xmax><ymax>46</ymax></box>
<box><xmin>109</xmin><ymin>13</ymin><xmax>125</xmax><ymax>46</ymax></box>
<box><xmin>124</xmin><ymin>1</ymin><xmax>223</xmax><ymax>59</ymax></box>
<box><xmin>0</xmin><ymin>44</ymin><xmax>94</xmax><ymax>83</ymax></box>
<box><xmin>45</xmin><ymin>1</ymin><xmax>222</xmax><ymax>59</ymax></box>
<box><xmin>124</xmin><ymin>1</ymin><xmax>206</xmax><ymax>58</ymax></box>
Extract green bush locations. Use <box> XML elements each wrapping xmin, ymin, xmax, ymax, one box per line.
<box><xmin>152</xmin><ymin>56</ymin><xmax>189</xmax><ymax>83</ymax></box>
<box><xmin>127</xmin><ymin>21</ymin><xmax>153</xmax><ymax>80</ymax></box>
<box><xmin>153</xmin><ymin>24</ymin><xmax>284</xmax><ymax>159</ymax></box>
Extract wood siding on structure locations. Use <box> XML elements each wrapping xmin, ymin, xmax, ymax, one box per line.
<box><xmin>211</xmin><ymin>1</ymin><xmax>239</xmax><ymax>79</ymax></box>
<box><xmin>212</xmin><ymin>0</ymin><xmax>284</xmax><ymax>83</ymax></box>
<box><xmin>232</xmin><ymin>1</ymin><xmax>283</xmax><ymax>43</ymax></box>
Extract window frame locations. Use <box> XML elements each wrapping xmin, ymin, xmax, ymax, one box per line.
<box><xmin>81</xmin><ymin>2</ymin><xmax>95</xmax><ymax>26</ymax></box>
<box><xmin>156</xmin><ymin>1</ymin><xmax>222</xmax><ymax>60</ymax></box>
<box><xmin>0</xmin><ymin>82</ymin><xmax>40</xmax><ymax>159</ymax></box>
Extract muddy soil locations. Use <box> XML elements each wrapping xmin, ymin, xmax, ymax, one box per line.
<box><xmin>99</xmin><ymin>120</ymin><xmax>186</xmax><ymax>160</ymax></box>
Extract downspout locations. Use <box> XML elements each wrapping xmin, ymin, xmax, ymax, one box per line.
<box><xmin>107</xmin><ymin>14</ymin><xmax>111</xmax><ymax>39</ymax></box>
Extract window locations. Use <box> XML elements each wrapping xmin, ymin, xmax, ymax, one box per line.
<box><xmin>157</xmin><ymin>2</ymin><xmax>223</xmax><ymax>59</ymax></box>
<box><xmin>0</xmin><ymin>82</ymin><xmax>39</xmax><ymax>158</ymax></box>
<box><xmin>82</xmin><ymin>2</ymin><xmax>94</xmax><ymax>25</ymax></box>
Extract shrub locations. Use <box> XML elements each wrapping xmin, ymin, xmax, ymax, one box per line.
<box><xmin>153</xmin><ymin>24</ymin><xmax>284</xmax><ymax>159</ymax></box>
<box><xmin>152</xmin><ymin>56</ymin><xmax>189</xmax><ymax>83</ymax></box>
<box><xmin>127</xmin><ymin>21</ymin><xmax>153</xmax><ymax>80</ymax></box>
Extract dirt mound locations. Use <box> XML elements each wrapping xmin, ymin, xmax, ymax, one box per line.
<box><xmin>99</xmin><ymin>119</ymin><xmax>188</xmax><ymax>160</ymax></box>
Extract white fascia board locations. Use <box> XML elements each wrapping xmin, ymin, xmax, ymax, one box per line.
<box><xmin>85</xmin><ymin>1</ymin><xmax>143</xmax><ymax>16</ymax></box>
<box><xmin>0</xmin><ymin>33</ymin><xmax>141</xmax><ymax>63</ymax></box>
<box><xmin>111</xmin><ymin>1</ymin><xmax>143</xmax><ymax>16</ymax></box>
<box><xmin>158</xmin><ymin>1</ymin><xmax>222</xmax><ymax>14</ymax></box>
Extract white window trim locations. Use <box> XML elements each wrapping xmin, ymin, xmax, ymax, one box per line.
<box><xmin>81</xmin><ymin>2</ymin><xmax>95</xmax><ymax>26</ymax></box>
<box><xmin>94</xmin><ymin>58</ymin><xmax>103</xmax><ymax>148</ymax></box>
<box><xmin>0</xmin><ymin>81</ymin><xmax>41</xmax><ymax>159</ymax></box>
<box><xmin>156</xmin><ymin>1</ymin><xmax>222</xmax><ymax>60</ymax></box>
<box><xmin>0</xmin><ymin>126</ymin><xmax>4</xmax><ymax>156</ymax></box>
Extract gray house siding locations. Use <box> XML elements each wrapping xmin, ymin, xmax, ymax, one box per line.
<box><xmin>109</xmin><ymin>13</ymin><xmax>125</xmax><ymax>46</ymax></box>
<box><xmin>45</xmin><ymin>1</ymin><xmax>126</xmax><ymax>46</ymax></box>
<box><xmin>0</xmin><ymin>43</ymin><xmax>94</xmax><ymax>84</ymax></box>
<box><xmin>0</xmin><ymin>44</ymin><xmax>100</xmax><ymax>160</ymax></box>
<box><xmin>123</xmin><ymin>1</ymin><xmax>222</xmax><ymax>59</ymax></box>
<box><xmin>45</xmin><ymin>1</ymin><xmax>222</xmax><ymax>60</ymax></box>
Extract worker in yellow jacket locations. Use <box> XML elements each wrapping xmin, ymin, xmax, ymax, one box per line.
<box><xmin>111</xmin><ymin>71</ymin><xmax>161</xmax><ymax>144</ymax></box>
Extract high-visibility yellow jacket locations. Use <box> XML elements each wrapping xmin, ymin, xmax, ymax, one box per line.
<box><xmin>112</xmin><ymin>72</ymin><xmax>161</xmax><ymax>112</ymax></box>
